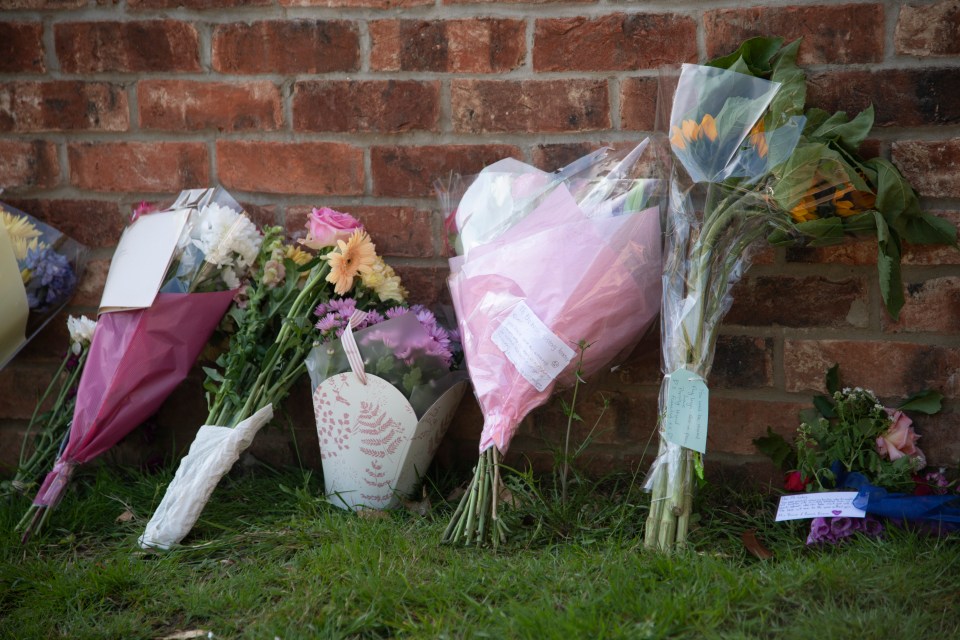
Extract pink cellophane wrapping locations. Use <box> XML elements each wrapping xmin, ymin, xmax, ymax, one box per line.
<box><xmin>449</xmin><ymin>184</ymin><xmax>661</xmax><ymax>454</ymax></box>
<box><xmin>32</xmin><ymin>290</ymin><xmax>235</xmax><ymax>508</ymax></box>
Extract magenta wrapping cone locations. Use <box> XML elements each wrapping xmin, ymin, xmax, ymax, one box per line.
<box><xmin>32</xmin><ymin>290</ymin><xmax>235</xmax><ymax>508</ymax></box>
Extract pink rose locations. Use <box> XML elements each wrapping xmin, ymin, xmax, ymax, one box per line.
<box><xmin>876</xmin><ymin>408</ymin><xmax>925</xmax><ymax>466</ymax></box>
<box><xmin>301</xmin><ymin>207</ymin><xmax>362</xmax><ymax>250</ymax></box>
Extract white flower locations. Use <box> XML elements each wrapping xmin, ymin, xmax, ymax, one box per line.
<box><xmin>67</xmin><ymin>315</ymin><xmax>97</xmax><ymax>355</ymax></box>
<box><xmin>221</xmin><ymin>267</ymin><xmax>240</xmax><ymax>290</ymax></box>
<box><xmin>192</xmin><ymin>203</ymin><xmax>262</xmax><ymax>274</ymax></box>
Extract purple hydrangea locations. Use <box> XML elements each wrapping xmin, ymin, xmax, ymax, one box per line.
<box><xmin>23</xmin><ymin>246</ymin><xmax>76</xmax><ymax>312</ymax></box>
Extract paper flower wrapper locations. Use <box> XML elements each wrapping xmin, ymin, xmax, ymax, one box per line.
<box><xmin>139</xmin><ymin>405</ymin><xmax>274</xmax><ymax>550</ymax></box>
<box><xmin>307</xmin><ymin>312</ymin><xmax>468</xmax><ymax>510</ymax></box>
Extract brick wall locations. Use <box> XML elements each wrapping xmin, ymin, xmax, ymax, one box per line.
<box><xmin>1</xmin><ymin>1</ymin><xmax>959</xmax><ymax>482</ymax></box>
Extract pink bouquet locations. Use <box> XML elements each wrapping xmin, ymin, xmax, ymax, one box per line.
<box><xmin>20</xmin><ymin>188</ymin><xmax>260</xmax><ymax>540</ymax></box>
<box><xmin>440</xmin><ymin>141</ymin><xmax>664</xmax><ymax>545</ymax></box>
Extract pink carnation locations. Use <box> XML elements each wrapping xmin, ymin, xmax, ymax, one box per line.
<box><xmin>301</xmin><ymin>207</ymin><xmax>362</xmax><ymax>250</ymax></box>
<box><xmin>876</xmin><ymin>408</ymin><xmax>925</xmax><ymax>467</ymax></box>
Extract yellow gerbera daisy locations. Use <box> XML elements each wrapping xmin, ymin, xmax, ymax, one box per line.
<box><xmin>325</xmin><ymin>229</ymin><xmax>377</xmax><ymax>295</ymax></box>
<box><xmin>284</xmin><ymin>244</ymin><xmax>312</xmax><ymax>266</ymax></box>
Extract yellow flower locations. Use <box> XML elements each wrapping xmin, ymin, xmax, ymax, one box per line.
<box><xmin>325</xmin><ymin>229</ymin><xmax>377</xmax><ymax>295</ymax></box>
<box><xmin>790</xmin><ymin>197</ymin><xmax>819</xmax><ymax>223</ymax></box>
<box><xmin>361</xmin><ymin>257</ymin><xmax>407</xmax><ymax>303</ymax></box>
<box><xmin>284</xmin><ymin>244</ymin><xmax>312</xmax><ymax>266</ymax></box>
<box><xmin>1</xmin><ymin>209</ymin><xmax>44</xmax><ymax>261</ymax></box>
<box><xmin>749</xmin><ymin>120</ymin><xmax>768</xmax><ymax>158</ymax></box>
<box><xmin>670</xmin><ymin>114</ymin><xmax>718</xmax><ymax>150</ymax></box>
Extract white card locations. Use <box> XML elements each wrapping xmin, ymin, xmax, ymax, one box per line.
<box><xmin>99</xmin><ymin>209</ymin><xmax>190</xmax><ymax>313</ymax></box>
<box><xmin>663</xmin><ymin>369</ymin><xmax>709</xmax><ymax>454</ymax></box>
<box><xmin>491</xmin><ymin>301</ymin><xmax>576</xmax><ymax>392</ymax></box>
<box><xmin>775</xmin><ymin>492</ymin><xmax>865</xmax><ymax>521</ymax></box>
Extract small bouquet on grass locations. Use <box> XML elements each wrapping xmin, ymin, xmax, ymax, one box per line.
<box><xmin>757</xmin><ymin>365</ymin><xmax>960</xmax><ymax>544</ymax></box>
<box><xmin>1</xmin><ymin>315</ymin><xmax>96</xmax><ymax>499</ymax></box>
<box><xmin>439</xmin><ymin>141</ymin><xmax>664</xmax><ymax>546</ymax></box>
<box><xmin>644</xmin><ymin>37</ymin><xmax>959</xmax><ymax>552</ymax></box>
<box><xmin>140</xmin><ymin>207</ymin><xmax>408</xmax><ymax>548</ymax></box>
<box><xmin>0</xmin><ymin>202</ymin><xmax>87</xmax><ymax>368</ymax></box>
<box><xmin>306</xmin><ymin>303</ymin><xmax>467</xmax><ymax>510</ymax></box>
<box><xmin>19</xmin><ymin>188</ymin><xmax>257</xmax><ymax>541</ymax></box>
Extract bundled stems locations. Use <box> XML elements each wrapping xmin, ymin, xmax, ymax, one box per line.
<box><xmin>442</xmin><ymin>447</ymin><xmax>509</xmax><ymax>548</ymax></box>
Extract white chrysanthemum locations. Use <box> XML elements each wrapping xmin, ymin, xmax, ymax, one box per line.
<box><xmin>192</xmin><ymin>203</ymin><xmax>262</xmax><ymax>273</ymax></box>
<box><xmin>67</xmin><ymin>315</ymin><xmax>97</xmax><ymax>355</ymax></box>
<box><xmin>221</xmin><ymin>267</ymin><xmax>240</xmax><ymax>290</ymax></box>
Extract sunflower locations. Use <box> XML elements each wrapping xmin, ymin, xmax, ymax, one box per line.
<box><xmin>325</xmin><ymin>229</ymin><xmax>377</xmax><ymax>295</ymax></box>
<box><xmin>748</xmin><ymin>120</ymin><xmax>768</xmax><ymax>158</ymax></box>
<box><xmin>670</xmin><ymin>114</ymin><xmax>718</xmax><ymax>150</ymax></box>
<box><xmin>790</xmin><ymin>197</ymin><xmax>819</xmax><ymax>223</ymax></box>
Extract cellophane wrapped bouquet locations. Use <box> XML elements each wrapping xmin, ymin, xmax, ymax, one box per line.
<box><xmin>305</xmin><ymin>303</ymin><xmax>466</xmax><ymax>510</ymax></box>
<box><xmin>440</xmin><ymin>141</ymin><xmax>665</xmax><ymax>546</ymax></box>
<box><xmin>644</xmin><ymin>38</ymin><xmax>957</xmax><ymax>552</ymax></box>
<box><xmin>0</xmin><ymin>202</ymin><xmax>87</xmax><ymax>368</ymax></box>
<box><xmin>140</xmin><ymin>207</ymin><xmax>409</xmax><ymax>548</ymax></box>
<box><xmin>20</xmin><ymin>188</ymin><xmax>258</xmax><ymax>540</ymax></box>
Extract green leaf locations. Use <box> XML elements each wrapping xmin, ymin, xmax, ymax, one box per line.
<box><xmin>802</xmin><ymin>108</ymin><xmax>832</xmax><ymax>135</ymax></box>
<box><xmin>202</xmin><ymin>366</ymin><xmax>225</xmax><ymax>383</ymax></box>
<box><xmin>898</xmin><ymin>389</ymin><xmax>943</xmax><ymax>415</ymax></box>
<box><xmin>813</xmin><ymin>395</ymin><xmax>836</xmax><ymax>419</ymax></box>
<box><xmin>772</xmin><ymin>142</ymin><xmax>826</xmax><ymax>210</ymax></box>
<box><xmin>867</xmin><ymin>157</ymin><xmax>921</xmax><ymax>225</ymax></box>
<box><xmin>899</xmin><ymin>211</ymin><xmax>958</xmax><ymax>247</ymax></box>
<box><xmin>874</xmin><ymin>211</ymin><xmax>906</xmax><ymax>320</ymax></box>
<box><xmin>753</xmin><ymin>427</ymin><xmax>796</xmax><ymax>469</ymax></box>
<box><xmin>794</xmin><ymin>217</ymin><xmax>845</xmax><ymax>246</ymax></box>
<box><xmin>768</xmin><ymin>39</ymin><xmax>805</xmax><ymax>125</ymax></box>
<box><xmin>809</xmin><ymin>107</ymin><xmax>875</xmax><ymax>153</ymax></box>
<box><xmin>402</xmin><ymin>367</ymin><xmax>423</xmax><ymax>394</ymax></box>
<box><xmin>706</xmin><ymin>36</ymin><xmax>784</xmax><ymax>76</ymax></box>
<box><xmin>825</xmin><ymin>364</ymin><xmax>841</xmax><ymax>395</ymax></box>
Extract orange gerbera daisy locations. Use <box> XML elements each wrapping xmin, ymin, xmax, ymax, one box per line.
<box><xmin>325</xmin><ymin>229</ymin><xmax>377</xmax><ymax>295</ymax></box>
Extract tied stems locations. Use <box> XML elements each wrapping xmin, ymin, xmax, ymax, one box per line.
<box><xmin>442</xmin><ymin>447</ymin><xmax>509</xmax><ymax>548</ymax></box>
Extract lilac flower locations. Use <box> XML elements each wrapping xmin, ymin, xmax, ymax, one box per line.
<box><xmin>315</xmin><ymin>313</ymin><xmax>341</xmax><ymax>333</ymax></box>
<box><xmin>23</xmin><ymin>246</ymin><xmax>76</xmax><ymax>311</ymax></box>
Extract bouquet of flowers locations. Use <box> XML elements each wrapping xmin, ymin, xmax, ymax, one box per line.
<box><xmin>0</xmin><ymin>202</ymin><xmax>87</xmax><ymax>368</ymax></box>
<box><xmin>643</xmin><ymin>37</ymin><xmax>959</xmax><ymax>552</ymax></box>
<box><xmin>19</xmin><ymin>188</ymin><xmax>257</xmax><ymax>540</ymax></box>
<box><xmin>306</xmin><ymin>303</ymin><xmax>467</xmax><ymax>510</ymax></box>
<box><xmin>756</xmin><ymin>365</ymin><xmax>960</xmax><ymax>544</ymax></box>
<box><xmin>139</xmin><ymin>207</ymin><xmax>408</xmax><ymax>548</ymax></box>
<box><xmin>1</xmin><ymin>315</ymin><xmax>96</xmax><ymax>499</ymax></box>
<box><xmin>439</xmin><ymin>141</ymin><xmax>664</xmax><ymax>546</ymax></box>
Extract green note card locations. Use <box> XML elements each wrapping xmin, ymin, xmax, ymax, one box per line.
<box><xmin>664</xmin><ymin>368</ymin><xmax>709</xmax><ymax>453</ymax></box>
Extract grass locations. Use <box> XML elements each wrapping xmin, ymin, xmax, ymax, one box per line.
<box><xmin>2</xmin><ymin>463</ymin><xmax>960</xmax><ymax>639</ymax></box>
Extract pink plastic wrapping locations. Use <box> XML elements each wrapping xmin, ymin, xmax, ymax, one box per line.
<box><xmin>449</xmin><ymin>183</ymin><xmax>661</xmax><ymax>454</ymax></box>
<box><xmin>32</xmin><ymin>290</ymin><xmax>235</xmax><ymax>508</ymax></box>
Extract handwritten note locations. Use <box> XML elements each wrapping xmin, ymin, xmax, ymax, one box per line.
<box><xmin>663</xmin><ymin>369</ymin><xmax>709</xmax><ymax>453</ymax></box>
<box><xmin>492</xmin><ymin>301</ymin><xmax>575</xmax><ymax>392</ymax></box>
<box><xmin>775</xmin><ymin>492</ymin><xmax>865</xmax><ymax>521</ymax></box>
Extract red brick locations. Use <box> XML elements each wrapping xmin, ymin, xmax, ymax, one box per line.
<box><xmin>371</xmin><ymin>144</ymin><xmax>522</xmax><ymax>197</ymax></box>
<box><xmin>532</xmin><ymin>142</ymin><xmax>606</xmax><ymax>172</ymax></box>
<box><xmin>883</xmin><ymin>276</ymin><xmax>960</xmax><ymax>334</ymax></box>
<box><xmin>0</xmin><ymin>366</ymin><xmax>56</xmax><ymax>420</ymax></box>
<box><xmin>293</xmin><ymin>81</ymin><xmax>439</xmax><ymax>133</ymax></box>
<box><xmin>237</xmin><ymin>202</ymin><xmax>279</xmax><ymax>230</ymax></box>
<box><xmin>534</xmin><ymin>14</ymin><xmax>697</xmax><ymax>72</ymax></box>
<box><xmin>217</xmin><ymin>141</ymin><xmax>363</xmax><ymax>196</ymax></box>
<box><xmin>710</xmin><ymin>335</ymin><xmax>774</xmax><ymax>389</ymax></box>
<box><xmin>912</xmin><ymin>409</ymin><xmax>960</xmax><ymax>467</ymax></box>
<box><xmin>286</xmin><ymin>206</ymin><xmax>435</xmax><ymax>258</ymax></box>
<box><xmin>280</xmin><ymin>0</ymin><xmax>432</xmax><ymax>8</ymax></box>
<box><xmin>73</xmin><ymin>257</ymin><xmax>110</xmax><ymax>307</ymax></box>
<box><xmin>0</xmin><ymin>82</ymin><xmax>129</xmax><ymax>133</ymax></box>
<box><xmin>369</xmin><ymin>19</ymin><xmax>524</xmax><ymax>73</ymax></box>
<box><xmin>0</xmin><ymin>23</ymin><xmax>45</xmax><ymax>73</ymax></box>
<box><xmin>726</xmin><ymin>275</ymin><xmax>869</xmax><ymax>328</ymax></box>
<box><xmin>55</xmin><ymin>21</ymin><xmax>201</xmax><ymax>73</ymax></box>
<box><xmin>620</xmin><ymin>77</ymin><xmax>658</xmax><ymax>131</ymax></box>
<box><xmin>783</xmin><ymin>339</ymin><xmax>960</xmax><ymax>397</ymax></box>
<box><xmin>902</xmin><ymin>211</ymin><xmax>960</xmax><ymax>265</ymax></box>
<box><xmin>130</xmin><ymin>0</ymin><xmax>270</xmax><ymax>7</ymax></box>
<box><xmin>16</xmin><ymin>309</ymin><xmax>73</xmax><ymax>362</ymax></box>
<box><xmin>138</xmin><ymin>80</ymin><xmax>282</xmax><ymax>132</ymax></box>
<box><xmin>4</xmin><ymin>199</ymin><xmax>125</xmax><ymax>248</ymax></box>
<box><xmin>452</xmin><ymin>79</ymin><xmax>610</xmax><ymax>134</ymax></box>
<box><xmin>896</xmin><ymin>1</ymin><xmax>960</xmax><ymax>57</ymax></box>
<box><xmin>68</xmin><ymin>142</ymin><xmax>209</xmax><ymax>192</ymax></box>
<box><xmin>3</xmin><ymin>0</ymin><xmax>84</xmax><ymax>7</ymax></box>
<box><xmin>705</xmin><ymin>4</ymin><xmax>885</xmax><ymax>65</ymax></box>
<box><xmin>891</xmin><ymin>139</ymin><xmax>960</xmax><ymax>198</ymax></box>
<box><xmin>0</xmin><ymin>140</ymin><xmax>60</xmax><ymax>190</ymax></box>
<box><xmin>707</xmin><ymin>398</ymin><xmax>810</xmax><ymax>456</ymax></box>
<box><xmin>212</xmin><ymin>20</ymin><xmax>359</xmax><ymax>74</ymax></box>
<box><xmin>786</xmin><ymin>237</ymin><xmax>877</xmax><ymax>266</ymax></box>
<box><xmin>390</xmin><ymin>264</ymin><xmax>449</xmax><ymax>306</ymax></box>
<box><xmin>807</xmin><ymin>69</ymin><xmax>960</xmax><ymax>128</ymax></box>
